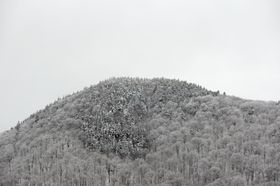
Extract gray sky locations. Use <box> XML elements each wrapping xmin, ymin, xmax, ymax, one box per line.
<box><xmin>1</xmin><ymin>0</ymin><xmax>280</xmax><ymax>132</ymax></box>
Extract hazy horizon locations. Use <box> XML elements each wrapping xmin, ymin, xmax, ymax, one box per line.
<box><xmin>1</xmin><ymin>0</ymin><xmax>280</xmax><ymax>132</ymax></box>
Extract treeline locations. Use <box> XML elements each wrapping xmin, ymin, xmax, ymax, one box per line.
<box><xmin>0</xmin><ymin>78</ymin><xmax>280</xmax><ymax>186</ymax></box>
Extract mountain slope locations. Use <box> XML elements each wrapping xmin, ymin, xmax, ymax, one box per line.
<box><xmin>1</xmin><ymin>77</ymin><xmax>280</xmax><ymax>186</ymax></box>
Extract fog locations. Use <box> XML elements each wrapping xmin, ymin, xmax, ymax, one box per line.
<box><xmin>1</xmin><ymin>0</ymin><xmax>280</xmax><ymax>131</ymax></box>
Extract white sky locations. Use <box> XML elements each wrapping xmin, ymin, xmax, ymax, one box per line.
<box><xmin>1</xmin><ymin>0</ymin><xmax>280</xmax><ymax>132</ymax></box>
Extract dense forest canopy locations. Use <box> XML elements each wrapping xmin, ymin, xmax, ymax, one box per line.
<box><xmin>1</xmin><ymin>77</ymin><xmax>280</xmax><ymax>186</ymax></box>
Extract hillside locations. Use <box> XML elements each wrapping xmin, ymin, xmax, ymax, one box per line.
<box><xmin>1</xmin><ymin>77</ymin><xmax>280</xmax><ymax>186</ymax></box>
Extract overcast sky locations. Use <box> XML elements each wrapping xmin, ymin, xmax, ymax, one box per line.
<box><xmin>0</xmin><ymin>0</ymin><xmax>280</xmax><ymax>132</ymax></box>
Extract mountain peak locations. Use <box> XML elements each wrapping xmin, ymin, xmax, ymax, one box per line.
<box><xmin>1</xmin><ymin>78</ymin><xmax>279</xmax><ymax>186</ymax></box>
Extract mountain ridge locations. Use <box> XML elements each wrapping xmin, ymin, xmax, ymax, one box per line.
<box><xmin>1</xmin><ymin>77</ymin><xmax>280</xmax><ymax>186</ymax></box>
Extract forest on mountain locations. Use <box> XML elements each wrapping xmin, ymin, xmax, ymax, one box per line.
<box><xmin>1</xmin><ymin>77</ymin><xmax>280</xmax><ymax>186</ymax></box>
